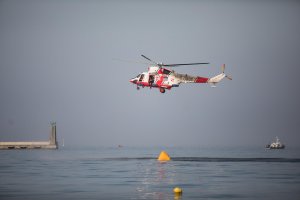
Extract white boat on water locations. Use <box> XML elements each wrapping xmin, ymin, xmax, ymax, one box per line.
<box><xmin>266</xmin><ymin>137</ymin><xmax>285</xmax><ymax>149</ymax></box>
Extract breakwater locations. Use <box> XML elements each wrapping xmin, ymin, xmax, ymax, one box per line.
<box><xmin>0</xmin><ymin>122</ymin><xmax>58</xmax><ymax>150</ymax></box>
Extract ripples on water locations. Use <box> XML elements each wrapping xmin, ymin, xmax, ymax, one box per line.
<box><xmin>0</xmin><ymin>147</ymin><xmax>300</xmax><ymax>200</ymax></box>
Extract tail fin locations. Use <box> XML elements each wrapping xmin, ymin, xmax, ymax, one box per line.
<box><xmin>222</xmin><ymin>63</ymin><xmax>225</xmax><ymax>73</ymax></box>
<box><xmin>223</xmin><ymin>64</ymin><xmax>232</xmax><ymax>80</ymax></box>
<box><xmin>208</xmin><ymin>64</ymin><xmax>232</xmax><ymax>86</ymax></box>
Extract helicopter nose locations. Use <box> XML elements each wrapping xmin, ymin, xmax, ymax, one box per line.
<box><xmin>129</xmin><ymin>78</ymin><xmax>137</xmax><ymax>84</ymax></box>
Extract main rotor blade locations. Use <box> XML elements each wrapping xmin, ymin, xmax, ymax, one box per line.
<box><xmin>141</xmin><ymin>55</ymin><xmax>209</xmax><ymax>67</ymax></box>
<box><xmin>141</xmin><ymin>55</ymin><xmax>157</xmax><ymax>65</ymax></box>
<box><xmin>113</xmin><ymin>58</ymin><xmax>149</xmax><ymax>65</ymax></box>
<box><xmin>162</xmin><ymin>63</ymin><xmax>209</xmax><ymax>67</ymax></box>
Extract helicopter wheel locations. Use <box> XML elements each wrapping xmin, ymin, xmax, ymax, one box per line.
<box><xmin>159</xmin><ymin>88</ymin><xmax>165</xmax><ymax>93</ymax></box>
<box><xmin>137</xmin><ymin>86</ymin><xmax>140</xmax><ymax>90</ymax></box>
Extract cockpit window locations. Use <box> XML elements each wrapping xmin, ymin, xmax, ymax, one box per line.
<box><xmin>139</xmin><ymin>74</ymin><xmax>144</xmax><ymax>81</ymax></box>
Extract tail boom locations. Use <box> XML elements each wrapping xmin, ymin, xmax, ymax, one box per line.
<box><xmin>207</xmin><ymin>64</ymin><xmax>231</xmax><ymax>85</ymax></box>
<box><xmin>172</xmin><ymin>64</ymin><xmax>231</xmax><ymax>85</ymax></box>
<box><xmin>208</xmin><ymin>73</ymin><xmax>226</xmax><ymax>84</ymax></box>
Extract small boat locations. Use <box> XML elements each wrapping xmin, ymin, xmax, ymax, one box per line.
<box><xmin>266</xmin><ymin>137</ymin><xmax>285</xmax><ymax>149</ymax></box>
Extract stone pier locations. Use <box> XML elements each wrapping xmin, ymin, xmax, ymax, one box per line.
<box><xmin>0</xmin><ymin>122</ymin><xmax>58</xmax><ymax>150</ymax></box>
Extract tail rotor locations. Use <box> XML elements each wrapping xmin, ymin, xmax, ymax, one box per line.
<box><xmin>208</xmin><ymin>64</ymin><xmax>232</xmax><ymax>85</ymax></box>
<box><xmin>225</xmin><ymin>74</ymin><xmax>232</xmax><ymax>80</ymax></box>
<box><xmin>222</xmin><ymin>64</ymin><xmax>232</xmax><ymax>80</ymax></box>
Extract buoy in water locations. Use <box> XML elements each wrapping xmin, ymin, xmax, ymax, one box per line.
<box><xmin>173</xmin><ymin>187</ymin><xmax>182</xmax><ymax>195</ymax></box>
<box><xmin>157</xmin><ymin>151</ymin><xmax>171</xmax><ymax>161</ymax></box>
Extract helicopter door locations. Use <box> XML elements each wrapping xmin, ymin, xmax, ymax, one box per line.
<box><xmin>149</xmin><ymin>75</ymin><xmax>154</xmax><ymax>85</ymax></box>
<box><xmin>163</xmin><ymin>76</ymin><xmax>169</xmax><ymax>85</ymax></box>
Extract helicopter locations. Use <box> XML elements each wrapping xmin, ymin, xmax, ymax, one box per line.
<box><xmin>129</xmin><ymin>55</ymin><xmax>232</xmax><ymax>93</ymax></box>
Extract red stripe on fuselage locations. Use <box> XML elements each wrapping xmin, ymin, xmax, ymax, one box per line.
<box><xmin>156</xmin><ymin>74</ymin><xmax>164</xmax><ymax>86</ymax></box>
<box><xmin>195</xmin><ymin>77</ymin><xmax>208</xmax><ymax>83</ymax></box>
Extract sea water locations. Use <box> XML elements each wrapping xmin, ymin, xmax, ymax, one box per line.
<box><xmin>0</xmin><ymin>146</ymin><xmax>300</xmax><ymax>200</ymax></box>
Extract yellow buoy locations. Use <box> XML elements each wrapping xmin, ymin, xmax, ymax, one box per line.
<box><xmin>173</xmin><ymin>187</ymin><xmax>183</xmax><ymax>194</ymax></box>
<box><xmin>157</xmin><ymin>151</ymin><xmax>171</xmax><ymax>161</ymax></box>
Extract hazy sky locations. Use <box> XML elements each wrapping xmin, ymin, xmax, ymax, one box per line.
<box><xmin>1</xmin><ymin>0</ymin><xmax>300</xmax><ymax>147</ymax></box>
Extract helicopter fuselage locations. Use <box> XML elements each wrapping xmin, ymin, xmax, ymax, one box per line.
<box><xmin>129</xmin><ymin>65</ymin><xmax>209</xmax><ymax>93</ymax></box>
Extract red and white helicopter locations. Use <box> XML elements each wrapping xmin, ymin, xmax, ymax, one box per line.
<box><xmin>129</xmin><ymin>55</ymin><xmax>232</xmax><ymax>93</ymax></box>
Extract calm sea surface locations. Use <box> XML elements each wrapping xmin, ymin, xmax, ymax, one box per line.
<box><xmin>0</xmin><ymin>146</ymin><xmax>300</xmax><ymax>200</ymax></box>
